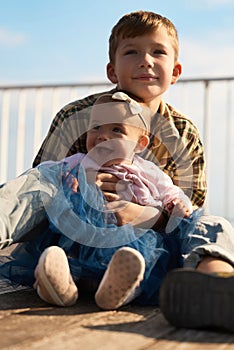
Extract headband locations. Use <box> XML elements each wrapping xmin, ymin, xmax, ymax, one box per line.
<box><xmin>112</xmin><ymin>92</ymin><xmax>150</xmax><ymax>132</ymax></box>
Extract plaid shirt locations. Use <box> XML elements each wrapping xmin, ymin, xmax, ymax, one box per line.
<box><xmin>33</xmin><ymin>88</ymin><xmax>207</xmax><ymax>207</ymax></box>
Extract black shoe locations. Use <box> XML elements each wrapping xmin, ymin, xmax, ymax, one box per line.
<box><xmin>159</xmin><ymin>268</ymin><xmax>234</xmax><ymax>333</ymax></box>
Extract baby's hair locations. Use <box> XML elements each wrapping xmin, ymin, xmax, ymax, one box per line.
<box><xmin>94</xmin><ymin>90</ymin><xmax>143</xmax><ymax>105</ymax></box>
<box><xmin>93</xmin><ymin>92</ymin><xmax>152</xmax><ymax>134</ymax></box>
<box><xmin>109</xmin><ymin>10</ymin><xmax>179</xmax><ymax>63</ymax></box>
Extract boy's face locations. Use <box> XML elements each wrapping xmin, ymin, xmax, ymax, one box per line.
<box><xmin>86</xmin><ymin>103</ymin><xmax>148</xmax><ymax>166</ymax></box>
<box><xmin>107</xmin><ymin>26</ymin><xmax>181</xmax><ymax>107</ymax></box>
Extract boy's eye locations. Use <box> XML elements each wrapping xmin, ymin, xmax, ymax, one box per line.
<box><xmin>124</xmin><ymin>49</ymin><xmax>137</xmax><ymax>55</ymax></box>
<box><xmin>154</xmin><ymin>49</ymin><xmax>167</xmax><ymax>55</ymax></box>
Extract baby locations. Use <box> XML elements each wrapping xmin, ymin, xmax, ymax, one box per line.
<box><xmin>33</xmin><ymin>92</ymin><xmax>193</xmax><ymax>309</ymax></box>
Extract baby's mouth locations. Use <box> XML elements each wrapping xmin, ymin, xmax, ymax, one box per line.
<box><xmin>97</xmin><ymin>145</ymin><xmax>112</xmax><ymax>154</ymax></box>
<box><xmin>91</xmin><ymin>145</ymin><xmax>113</xmax><ymax>163</ymax></box>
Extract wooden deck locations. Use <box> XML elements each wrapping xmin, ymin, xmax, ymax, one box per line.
<box><xmin>1</xmin><ymin>247</ymin><xmax>234</xmax><ymax>350</ymax></box>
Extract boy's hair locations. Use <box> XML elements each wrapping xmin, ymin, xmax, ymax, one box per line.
<box><xmin>109</xmin><ymin>11</ymin><xmax>179</xmax><ymax>63</ymax></box>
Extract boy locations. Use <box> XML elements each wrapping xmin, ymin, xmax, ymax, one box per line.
<box><xmin>1</xmin><ymin>11</ymin><xmax>234</xmax><ymax>331</ymax></box>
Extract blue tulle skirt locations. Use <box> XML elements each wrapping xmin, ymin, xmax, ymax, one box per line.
<box><xmin>0</xmin><ymin>164</ymin><xmax>201</xmax><ymax>306</ymax></box>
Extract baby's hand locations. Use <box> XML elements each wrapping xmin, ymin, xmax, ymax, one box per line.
<box><xmin>62</xmin><ymin>172</ymin><xmax>79</xmax><ymax>192</ymax></box>
<box><xmin>165</xmin><ymin>199</ymin><xmax>192</xmax><ymax>218</ymax></box>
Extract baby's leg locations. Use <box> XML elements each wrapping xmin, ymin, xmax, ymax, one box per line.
<box><xmin>95</xmin><ymin>247</ymin><xmax>145</xmax><ymax>310</ymax></box>
<box><xmin>34</xmin><ymin>246</ymin><xmax>78</xmax><ymax>306</ymax></box>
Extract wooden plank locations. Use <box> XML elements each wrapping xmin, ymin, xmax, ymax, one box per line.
<box><xmin>0</xmin><ymin>288</ymin><xmax>234</xmax><ymax>350</ymax></box>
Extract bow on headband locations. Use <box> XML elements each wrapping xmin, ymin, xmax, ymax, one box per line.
<box><xmin>111</xmin><ymin>91</ymin><xmax>149</xmax><ymax>132</ymax></box>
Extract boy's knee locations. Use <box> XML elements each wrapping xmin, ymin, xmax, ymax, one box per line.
<box><xmin>200</xmin><ymin>215</ymin><xmax>233</xmax><ymax>235</ymax></box>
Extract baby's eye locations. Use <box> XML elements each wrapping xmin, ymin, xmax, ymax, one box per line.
<box><xmin>92</xmin><ymin>125</ymin><xmax>100</xmax><ymax>130</ymax></box>
<box><xmin>112</xmin><ymin>127</ymin><xmax>123</xmax><ymax>133</ymax></box>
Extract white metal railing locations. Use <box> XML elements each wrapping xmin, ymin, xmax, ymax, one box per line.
<box><xmin>0</xmin><ymin>78</ymin><xmax>234</xmax><ymax>224</ymax></box>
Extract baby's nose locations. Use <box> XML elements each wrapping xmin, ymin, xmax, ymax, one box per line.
<box><xmin>97</xmin><ymin>130</ymin><xmax>110</xmax><ymax>141</ymax></box>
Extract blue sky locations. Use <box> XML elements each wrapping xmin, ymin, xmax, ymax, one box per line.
<box><xmin>0</xmin><ymin>0</ymin><xmax>233</xmax><ymax>84</ymax></box>
<box><xmin>0</xmin><ymin>1</ymin><xmax>233</xmax><ymax>219</ymax></box>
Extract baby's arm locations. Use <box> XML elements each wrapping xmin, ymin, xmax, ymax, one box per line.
<box><xmin>61</xmin><ymin>153</ymin><xmax>86</xmax><ymax>193</ymax></box>
<box><xmin>148</xmin><ymin>161</ymin><xmax>193</xmax><ymax>218</ymax></box>
<box><xmin>63</xmin><ymin>172</ymin><xmax>79</xmax><ymax>192</ymax></box>
<box><xmin>165</xmin><ymin>198</ymin><xmax>192</xmax><ymax>218</ymax></box>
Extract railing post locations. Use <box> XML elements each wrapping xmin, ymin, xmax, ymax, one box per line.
<box><xmin>16</xmin><ymin>90</ymin><xmax>27</xmax><ymax>176</ymax></box>
<box><xmin>0</xmin><ymin>90</ymin><xmax>10</xmax><ymax>183</ymax></box>
<box><xmin>33</xmin><ymin>88</ymin><xmax>43</xmax><ymax>157</ymax></box>
<box><xmin>224</xmin><ymin>82</ymin><xmax>232</xmax><ymax>220</ymax></box>
<box><xmin>203</xmin><ymin>80</ymin><xmax>210</xmax><ymax>213</ymax></box>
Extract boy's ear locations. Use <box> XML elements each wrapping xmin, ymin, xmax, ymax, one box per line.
<box><xmin>134</xmin><ymin>135</ymin><xmax>150</xmax><ymax>153</ymax></box>
<box><xmin>171</xmin><ymin>62</ymin><xmax>182</xmax><ymax>85</ymax></box>
<box><xmin>106</xmin><ymin>63</ymin><xmax>118</xmax><ymax>84</ymax></box>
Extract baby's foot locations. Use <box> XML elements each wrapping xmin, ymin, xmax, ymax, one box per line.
<box><xmin>34</xmin><ymin>246</ymin><xmax>78</xmax><ymax>306</ymax></box>
<box><xmin>95</xmin><ymin>247</ymin><xmax>145</xmax><ymax>310</ymax></box>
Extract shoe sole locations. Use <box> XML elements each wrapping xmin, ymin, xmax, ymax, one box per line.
<box><xmin>37</xmin><ymin>246</ymin><xmax>78</xmax><ymax>306</ymax></box>
<box><xmin>159</xmin><ymin>269</ymin><xmax>234</xmax><ymax>332</ymax></box>
<box><xmin>95</xmin><ymin>247</ymin><xmax>145</xmax><ymax>310</ymax></box>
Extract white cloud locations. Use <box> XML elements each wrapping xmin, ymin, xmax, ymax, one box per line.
<box><xmin>180</xmin><ymin>30</ymin><xmax>234</xmax><ymax>77</ymax></box>
<box><xmin>202</xmin><ymin>0</ymin><xmax>233</xmax><ymax>6</ymax></box>
<box><xmin>185</xmin><ymin>0</ymin><xmax>234</xmax><ymax>9</ymax></box>
<box><xmin>0</xmin><ymin>28</ymin><xmax>27</xmax><ymax>47</ymax></box>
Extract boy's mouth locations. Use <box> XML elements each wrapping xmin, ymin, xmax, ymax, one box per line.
<box><xmin>133</xmin><ymin>74</ymin><xmax>158</xmax><ymax>81</ymax></box>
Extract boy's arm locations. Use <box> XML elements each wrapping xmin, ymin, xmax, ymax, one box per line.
<box><xmin>144</xmin><ymin>159</ymin><xmax>193</xmax><ymax>217</ymax></box>
<box><xmin>172</xmin><ymin>115</ymin><xmax>207</xmax><ymax>207</ymax></box>
<box><xmin>149</xmin><ymin>105</ymin><xmax>207</xmax><ymax>208</ymax></box>
<box><xmin>106</xmin><ymin>200</ymin><xmax>168</xmax><ymax>230</ymax></box>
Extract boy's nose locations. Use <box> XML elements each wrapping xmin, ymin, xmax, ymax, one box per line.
<box><xmin>139</xmin><ymin>53</ymin><xmax>153</xmax><ymax>68</ymax></box>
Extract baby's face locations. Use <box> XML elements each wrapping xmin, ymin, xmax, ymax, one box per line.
<box><xmin>86</xmin><ymin>103</ymin><xmax>144</xmax><ymax>166</ymax></box>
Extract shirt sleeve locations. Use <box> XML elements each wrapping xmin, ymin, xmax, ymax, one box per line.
<box><xmin>138</xmin><ymin>157</ymin><xmax>193</xmax><ymax>211</ymax></box>
<box><xmin>172</xmin><ymin>115</ymin><xmax>207</xmax><ymax>207</ymax></box>
<box><xmin>146</xmin><ymin>104</ymin><xmax>207</xmax><ymax>208</ymax></box>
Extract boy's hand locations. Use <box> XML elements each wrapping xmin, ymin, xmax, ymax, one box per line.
<box><xmin>165</xmin><ymin>199</ymin><xmax>192</xmax><ymax>218</ymax></box>
<box><xmin>95</xmin><ymin>172</ymin><xmax>168</xmax><ymax>230</ymax></box>
<box><xmin>95</xmin><ymin>172</ymin><xmax>126</xmax><ymax>201</ymax></box>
